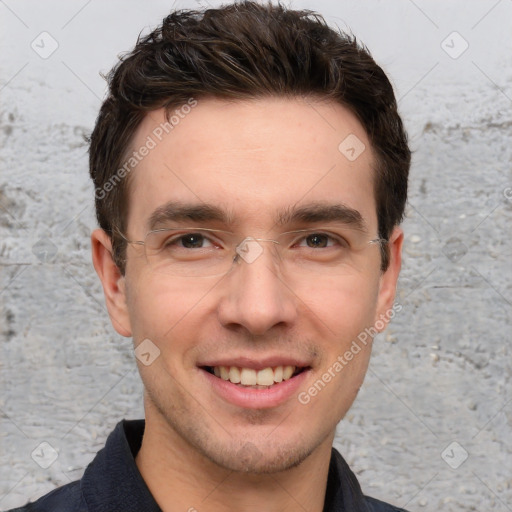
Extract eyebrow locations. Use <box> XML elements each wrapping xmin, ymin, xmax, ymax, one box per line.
<box><xmin>147</xmin><ymin>200</ymin><xmax>368</xmax><ymax>233</ymax></box>
<box><xmin>148</xmin><ymin>201</ymin><xmax>234</xmax><ymax>230</ymax></box>
<box><xmin>275</xmin><ymin>202</ymin><xmax>368</xmax><ymax>232</ymax></box>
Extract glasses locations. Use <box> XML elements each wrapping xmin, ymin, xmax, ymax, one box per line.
<box><xmin>117</xmin><ymin>226</ymin><xmax>386</xmax><ymax>278</ymax></box>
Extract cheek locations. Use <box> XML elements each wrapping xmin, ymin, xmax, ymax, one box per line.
<box><xmin>298</xmin><ymin>279</ymin><xmax>378</xmax><ymax>420</ymax></box>
<box><xmin>125</xmin><ymin>274</ymin><xmax>193</xmax><ymax>341</ymax></box>
<box><xmin>294</xmin><ymin>275</ymin><xmax>380</xmax><ymax>338</ymax></box>
<box><xmin>125</xmin><ymin>273</ymin><xmax>221</xmax><ymax>368</ymax></box>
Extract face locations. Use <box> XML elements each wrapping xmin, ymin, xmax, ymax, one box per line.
<box><xmin>93</xmin><ymin>97</ymin><xmax>402</xmax><ymax>473</ymax></box>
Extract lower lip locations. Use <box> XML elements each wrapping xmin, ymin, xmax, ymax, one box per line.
<box><xmin>200</xmin><ymin>368</ymin><xmax>311</xmax><ymax>409</ymax></box>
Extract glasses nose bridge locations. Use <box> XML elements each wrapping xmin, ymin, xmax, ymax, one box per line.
<box><xmin>233</xmin><ymin>236</ymin><xmax>282</xmax><ymax>267</ymax></box>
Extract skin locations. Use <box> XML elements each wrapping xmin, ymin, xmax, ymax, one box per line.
<box><xmin>91</xmin><ymin>97</ymin><xmax>403</xmax><ymax>512</ymax></box>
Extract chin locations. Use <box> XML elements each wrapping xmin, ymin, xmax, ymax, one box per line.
<box><xmin>210</xmin><ymin>442</ymin><xmax>315</xmax><ymax>474</ymax></box>
<box><xmin>147</xmin><ymin>383</ymin><xmax>331</xmax><ymax>475</ymax></box>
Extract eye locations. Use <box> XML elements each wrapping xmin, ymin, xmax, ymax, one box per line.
<box><xmin>295</xmin><ymin>232</ymin><xmax>346</xmax><ymax>249</ymax></box>
<box><xmin>179</xmin><ymin>233</ymin><xmax>212</xmax><ymax>249</ymax></box>
<box><xmin>303</xmin><ymin>233</ymin><xmax>331</xmax><ymax>248</ymax></box>
<box><xmin>162</xmin><ymin>231</ymin><xmax>215</xmax><ymax>250</ymax></box>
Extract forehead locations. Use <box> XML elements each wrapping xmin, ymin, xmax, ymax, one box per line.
<box><xmin>125</xmin><ymin>97</ymin><xmax>376</xmax><ymax>233</ymax></box>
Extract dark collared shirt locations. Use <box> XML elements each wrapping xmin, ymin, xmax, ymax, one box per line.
<box><xmin>8</xmin><ymin>419</ymin><xmax>408</xmax><ymax>512</ymax></box>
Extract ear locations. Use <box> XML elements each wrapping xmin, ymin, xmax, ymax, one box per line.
<box><xmin>91</xmin><ymin>228</ymin><xmax>132</xmax><ymax>337</ymax></box>
<box><xmin>374</xmin><ymin>226</ymin><xmax>403</xmax><ymax>330</ymax></box>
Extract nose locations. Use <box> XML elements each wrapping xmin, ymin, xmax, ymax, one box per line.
<box><xmin>216</xmin><ymin>242</ymin><xmax>297</xmax><ymax>336</ymax></box>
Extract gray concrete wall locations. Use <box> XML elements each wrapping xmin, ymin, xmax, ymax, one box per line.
<box><xmin>1</xmin><ymin>1</ymin><xmax>511</xmax><ymax>510</ymax></box>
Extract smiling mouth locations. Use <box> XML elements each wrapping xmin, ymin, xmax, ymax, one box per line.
<box><xmin>202</xmin><ymin>365</ymin><xmax>308</xmax><ymax>389</ymax></box>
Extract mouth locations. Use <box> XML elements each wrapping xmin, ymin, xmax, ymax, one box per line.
<box><xmin>201</xmin><ymin>365</ymin><xmax>309</xmax><ymax>389</ymax></box>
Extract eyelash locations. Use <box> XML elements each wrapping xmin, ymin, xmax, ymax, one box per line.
<box><xmin>293</xmin><ymin>232</ymin><xmax>349</xmax><ymax>248</ymax></box>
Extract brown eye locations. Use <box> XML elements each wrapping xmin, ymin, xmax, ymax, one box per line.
<box><xmin>305</xmin><ymin>234</ymin><xmax>329</xmax><ymax>248</ymax></box>
<box><xmin>180</xmin><ymin>233</ymin><xmax>207</xmax><ymax>248</ymax></box>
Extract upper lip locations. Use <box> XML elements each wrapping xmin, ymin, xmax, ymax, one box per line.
<box><xmin>198</xmin><ymin>356</ymin><xmax>312</xmax><ymax>371</ymax></box>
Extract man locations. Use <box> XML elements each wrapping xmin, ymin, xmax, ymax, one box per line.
<box><xmin>10</xmin><ymin>2</ymin><xmax>410</xmax><ymax>511</ymax></box>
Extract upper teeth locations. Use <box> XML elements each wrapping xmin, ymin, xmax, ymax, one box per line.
<box><xmin>213</xmin><ymin>365</ymin><xmax>296</xmax><ymax>386</ymax></box>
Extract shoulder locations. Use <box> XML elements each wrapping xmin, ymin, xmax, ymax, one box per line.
<box><xmin>328</xmin><ymin>447</ymin><xmax>409</xmax><ymax>512</ymax></box>
<box><xmin>4</xmin><ymin>480</ymin><xmax>87</xmax><ymax>512</ymax></box>
<box><xmin>365</xmin><ymin>495</ymin><xmax>410</xmax><ymax>512</ymax></box>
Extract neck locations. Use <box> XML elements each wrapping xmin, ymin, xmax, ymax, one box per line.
<box><xmin>135</xmin><ymin>403</ymin><xmax>334</xmax><ymax>512</ymax></box>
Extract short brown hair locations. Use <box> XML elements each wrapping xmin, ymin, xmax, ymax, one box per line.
<box><xmin>89</xmin><ymin>1</ymin><xmax>410</xmax><ymax>273</ymax></box>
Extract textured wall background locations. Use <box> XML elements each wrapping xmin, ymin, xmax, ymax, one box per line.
<box><xmin>1</xmin><ymin>1</ymin><xmax>511</xmax><ymax>510</ymax></box>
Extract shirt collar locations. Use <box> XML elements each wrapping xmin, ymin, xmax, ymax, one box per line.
<box><xmin>323</xmin><ymin>445</ymin><xmax>370</xmax><ymax>512</ymax></box>
<box><xmin>81</xmin><ymin>419</ymin><xmax>161</xmax><ymax>512</ymax></box>
<box><xmin>81</xmin><ymin>419</ymin><xmax>369</xmax><ymax>512</ymax></box>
